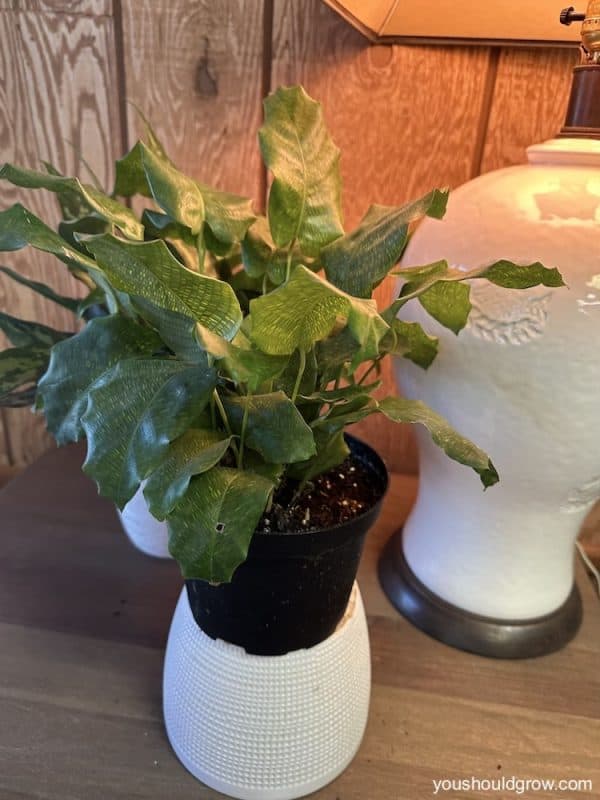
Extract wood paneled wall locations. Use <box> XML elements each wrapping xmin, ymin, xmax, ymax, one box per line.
<box><xmin>0</xmin><ymin>1</ymin><xmax>579</xmax><ymax>472</ymax></box>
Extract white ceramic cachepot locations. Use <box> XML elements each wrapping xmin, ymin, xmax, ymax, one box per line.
<box><xmin>163</xmin><ymin>436</ymin><xmax>386</xmax><ymax>799</ymax></box>
<box><xmin>382</xmin><ymin>137</ymin><xmax>600</xmax><ymax>656</ymax></box>
<box><xmin>163</xmin><ymin>582</ymin><xmax>370</xmax><ymax>800</ymax></box>
<box><xmin>116</xmin><ymin>486</ymin><xmax>171</xmax><ymax>558</ymax></box>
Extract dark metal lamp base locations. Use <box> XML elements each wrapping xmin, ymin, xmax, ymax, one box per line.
<box><xmin>378</xmin><ymin>529</ymin><xmax>583</xmax><ymax>659</ymax></box>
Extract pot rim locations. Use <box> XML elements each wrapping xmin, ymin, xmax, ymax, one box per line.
<box><xmin>253</xmin><ymin>433</ymin><xmax>389</xmax><ymax>541</ymax></box>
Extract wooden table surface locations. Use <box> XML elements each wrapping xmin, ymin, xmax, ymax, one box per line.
<box><xmin>0</xmin><ymin>446</ymin><xmax>599</xmax><ymax>800</ymax></box>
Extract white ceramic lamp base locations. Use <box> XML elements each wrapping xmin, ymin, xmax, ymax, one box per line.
<box><xmin>117</xmin><ymin>486</ymin><xmax>171</xmax><ymax>559</ymax></box>
<box><xmin>382</xmin><ymin>137</ymin><xmax>600</xmax><ymax>655</ymax></box>
<box><xmin>163</xmin><ymin>582</ymin><xmax>371</xmax><ymax>800</ymax></box>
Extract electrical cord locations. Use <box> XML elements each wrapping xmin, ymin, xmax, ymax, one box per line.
<box><xmin>576</xmin><ymin>541</ymin><xmax>600</xmax><ymax>599</ymax></box>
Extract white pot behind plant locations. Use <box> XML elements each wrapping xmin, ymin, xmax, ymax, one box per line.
<box><xmin>383</xmin><ymin>137</ymin><xmax>600</xmax><ymax>654</ymax></box>
<box><xmin>117</xmin><ymin>485</ymin><xmax>171</xmax><ymax>559</ymax></box>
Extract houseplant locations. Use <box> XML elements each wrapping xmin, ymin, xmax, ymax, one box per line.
<box><xmin>0</xmin><ymin>85</ymin><xmax>563</xmax><ymax>799</ymax></box>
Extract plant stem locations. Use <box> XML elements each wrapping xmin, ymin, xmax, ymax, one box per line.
<box><xmin>291</xmin><ymin>348</ymin><xmax>306</xmax><ymax>403</ymax></box>
<box><xmin>358</xmin><ymin>359</ymin><xmax>380</xmax><ymax>386</ymax></box>
<box><xmin>197</xmin><ymin>235</ymin><xmax>206</xmax><ymax>274</ymax></box>
<box><xmin>210</xmin><ymin>391</ymin><xmax>216</xmax><ymax>430</ymax></box>
<box><xmin>389</xmin><ymin>266</ymin><xmax>480</xmax><ymax>316</ymax></box>
<box><xmin>65</xmin><ymin>138</ymin><xmax>104</xmax><ymax>190</ymax></box>
<box><xmin>238</xmin><ymin>397</ymin><xmax>250</xmax><ymax>469</ymax></box>
<box><xmin>265</xmin><ymin>488</ymin><xmax>274</xmax><ymax>514</ymax></box>
<box><xmin>72</xmin><ymin>269</ymin><xmax>96</xmax><ymax>291</ymax></box>
<box><xmin>213</xmin><ymin>389</ymin><xmax>240</xmax><ymax>460</ymax></box>
<box><xmin>333</xmin><ymin>364</ymin><xmax>343</xmax><ymax>391</ymax></box>
<box><xmin>284</xmin><ymin>240</ymin><xmax>296</xmax><ymax>284</ymax></box>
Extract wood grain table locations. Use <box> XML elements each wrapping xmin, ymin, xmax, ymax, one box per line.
<box><xmin>1</xmin><ymin>445</ymin><xmax>598</xmax><ymax>800</ymax></box>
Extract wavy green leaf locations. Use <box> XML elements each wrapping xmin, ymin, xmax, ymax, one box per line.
<box><xmin>378</xmin><ymin>396</ymin><xmax>498</xmax><ymax>488</ymax></box>
<box><xmin>315</xmin><ymin>328</ymin><xmax>360</xmax><ymax>383</ymax></box>
<box><xmin>259</xmin><ymin>86</ymin><xmax>343</xmax><ymax>256</ymax></box>
<box><xmin>58</xmin><ymin>214</ymin><xmax>110</xmax><ymax>255</ymax></box>
<box><xmin>167</xmin><ymin>467</ymin><xmax>273</xmax><ymax>582</ymax></box>
<box><xmin>139</xmin><ymin>142</ymin><xmax>205</xmax><ymax>235</ymax></box>
<box><xmin>250</xmin><ymin>266</ymin><xmax>348</xmax><ymax>354</ymax></box>
<box><xmin>195</xmin><ymin>323</ymin><xmax>287</xmax><ymax>391</ymax></box>
<box><xmin>144</xmin><ymin>429</ymin><xmax>232</xmax><ymax>519</ymax></box>
<box><xmin>224</xmin><ymin>390</ymin><xmax>316</xmax><ymax>463</ymax></box>
<box><xmin>116</xmin><ymin>144</ymin><xmax>255</xmax><ymax>252</ymax></box>
<box><xmin>315</xmin><ymin>395</ymin><xmax>379</xmax><ymax>435</ymax></box>
<box><xmin>0</xmin><ymin>266</ymin><xmax>80</xmax><ymax>312</ymax></box>
<box><xmin>86</xmin><ymin>236</ymin><xmax>242</xmax><ymax>340</ymax></box>
<box><xmin>0</xmin><ymin>163</ymin><xmax>143</xmax><ymax>240</ymax></box>
<box><xmin>473</xmin><ymin>259</ymin><xmax>565</xmax><ymax>289</ymax></box>
<box><xmin>241</xmin><ymin>216</ymin><xmax>277</xmax><ymax>278</ymax></box>
<box><xmin>132</xmin><ymin>301</ymin><xmax>205</xmax><ymax>363</ymax></box>
<box><xmin>82</xmin><ymin>358</ymin><xmax>217</xmax><ymax>508</ymax></box>
<box><xmin>418</xmin><ymin>281</ymin><xmax>472</xmax><ymax>335</ymax></box>
<box><xmin>391</xmin><ymin>261</ymin><xmax>451</xmax><ymax>310</ymax></box>
<box><xmin>114</xmin><ymin>141</ymin><xmax>152</xmax><ymax>198</ymax></box>
<box><xmin>200</xmin><ymin>184</ymin><xmax>256</xmax><ymax>251</ymax></box>
<box><xmin>141</xmin><ymin>210</ymin><xmax>200</xmax><ymax>271</ymax></box>
<box><xmin>0</xmin><ymin>311</ymin><xmax>70</xmax><ymax>349</ymax></box>
<box><xmin>391</xmin><ymin>259</ymin><xmax>564</xmax><ymax>332</ymax></box>
<box><xmin>346</xmin><ymin>295</ymin><xmax>389</xmax><ymax>366</ymax></box>
<box><xmin>250</xmin><ymin>266</ymin><xmax>388</xmax><ymax>359</ymax></box>
<box><xmin>0</xmin><ymin>204</ymin><xmax>93</xmax><ymax>268</ymax></box>
<box><xmin>287</xmin><ymin>428</ymin><xmax>350</xmax><ymax>482</ymax></box>
<box><xmin>384</xmin><ymin>319</ymin><xmax>439</xmax><ymax>369</ymax></box>
<box><xmin>0</xmin><ymin>386</ymin><xmax>37</xmax><ymax>408</ymax></box>
<box><xmin>413</xmin><ymin>259</ymin><xmax>563</xmax><ymax>335</ymax></box>
<box><xmin>0</xmin><ymin>345</ymin><xmax>49</xmax><ymax>406</ymax></box>
<box><xmin>395</xmin><ymin>260</ymin><xmax>450</xmax><ymax>287</ymax></box>
<box><xmin>241</xmin><ymin>216</ymin><xmax>307</xmax><ymax>285</ymax></box>
<box><xmin>391</xmin><ymin>261</ymin><xmax>472</xmax><ymax>334</ymax></box>
<box><xmin>322</xmin><ymin>189</ymin><xmax>448</xmax><ymax>297</ymax></box>
<box><xmin>0</xmin><ymin>205</ymin><xmax>116</xmax><ymax>309</ymax></box>
<box><xmin>38</xmin><ymin>316</ymin><xmax>161</xmax><ymax>444</ymax></box>
<box><xmin>42</xmin><ymin>161</ymin><xmax>93</xmax><ymax>220</ymax></box>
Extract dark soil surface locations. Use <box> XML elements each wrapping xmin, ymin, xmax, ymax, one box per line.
<box><xmin>257</xmin><ymin>454</ymin><xmax>383</xmax><ymax>534</ymax></box>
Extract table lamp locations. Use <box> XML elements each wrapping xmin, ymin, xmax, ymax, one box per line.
<box><xmin>379</xmin><ymin>2</ymin><xmax>600</xmax><ymax>658</ymax></box>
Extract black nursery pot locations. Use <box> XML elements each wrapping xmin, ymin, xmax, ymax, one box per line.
<box><xmin>185</xmin><ymin>435</ymin><xmax>388</xmax><ymax>656</ymax></box>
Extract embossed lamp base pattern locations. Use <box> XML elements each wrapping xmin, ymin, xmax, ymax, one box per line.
<box><xmin>379</xmin><ymin>530</ymin><xmax>583</xmax><ymax>659</ymax></box>
<box><xmin>163</xmin><ymin>583</ymin><xmax>371</xmax><ymax>800</ymax></box>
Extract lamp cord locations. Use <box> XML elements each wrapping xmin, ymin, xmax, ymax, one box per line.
<box><xmin>576</xmin><ymin>541</ymin><xmax>600</xmax><ymax>599</ymax></box>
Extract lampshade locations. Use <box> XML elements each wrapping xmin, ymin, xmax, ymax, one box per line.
<box><xmin>323</xmin><ymin>0</ymin><xmax>581</xmax><ymax>45</ymax></box>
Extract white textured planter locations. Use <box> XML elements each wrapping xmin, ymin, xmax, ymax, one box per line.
<box><xmin>388</xmin><ymin>138</ymin><xmax>600</xmax><ymax>632</ymax></box>
<box><xmin>163</xmin><ymin>582</ymin><xmax>370</xmax><ymax>800</ymax></box>
<box><xmin>117</xmin><ymin>486</ymin><xmax>171</xmax><ymax>559</ymax></box>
